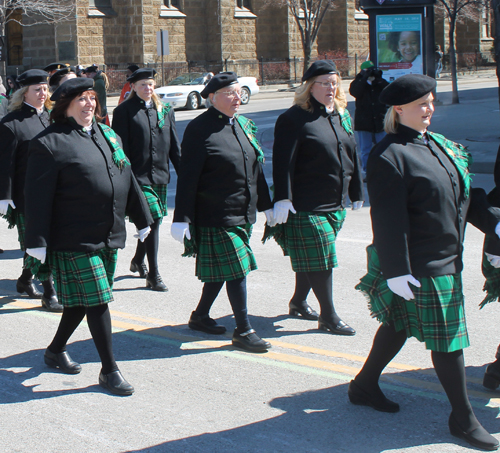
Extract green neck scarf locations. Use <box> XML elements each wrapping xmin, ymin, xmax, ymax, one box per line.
<box><xmin>97</xmin><ymin>123</ymin><xmax>130</xmax><ymax>170</ymax></box>
<box><xmin>427</xmin><ymin>131</ymin><xmax>472</xmax><ymax>199</ymax></box>
<box><xmin>234</xmin><ymin>114</ymin><xmax>265</xmax><ymax>163</ymax></box>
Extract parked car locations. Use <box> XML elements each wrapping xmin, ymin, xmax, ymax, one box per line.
<box><xmin>154</xmin><ymin>72</ymin><xmax>259</xmax><ymax>110</ymax></box>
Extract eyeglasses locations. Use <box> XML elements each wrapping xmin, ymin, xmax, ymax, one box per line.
<box><xmin>314</xmin><ymin>81</ymin><xmax>337</xmax><ymax>88</ymax></box>
<box><xmin>216</xmin><ymin>90</ymin><xmax>242</xmax><ymax>99</ymax></box>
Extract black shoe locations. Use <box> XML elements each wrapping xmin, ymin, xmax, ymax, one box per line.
<box><xmin>44</xmin><ymin>349</ymin><xmax>82</xmax><ymax>374</ymax></box>
<box><xmin>146</xmin><ymin>274</ymin><xmax>168</xmax><ymax>292</ymax></box>
<box><xmin>188</xmin><ymin>312</ymin><xmax>226</xmax><ymax>335</ymax></box>
<box><xmin>41</xmin><ymin>294</ymin><xmax>63</xmax><ymax>312</ymax></box>
<box><xmin>318</xmin><ymin>316</ymin><xmax>356</xmax><ymax>336</ymax></box>
<box><xmin>449</xmin><ymin>413</ymin><xmax>499</xmax><ymax>451</ymax></box>
<box><xmin>484</xmin><ymin>364</ymin><xmax>500</xmax><ymax>390</ymax></box>
<box><xmin>130</xmin><ymin>260</ymin><xmax>148</xmax><ymax>278</ymax></box>
<box><xmin>16</xmin><ymin>279</ymin><xmax>42</xmax><ymax>299</ymax></box>
<box><xmin>232</xmin><ymin>329</ymin><xmax>271</xmax><ymax>353</ymax></box>
<box><xmin>289</xmin><ymin>301</ymin><xmax>319</xmax><ymax>320</ymax></box>
<box><xmin>99</xmin><ymin>370</ymin><xmax>134</xmax><ymax>396</ymax></box>
<box><xmin>348</xmin><ymin>380</ymin><xmax>400</xmax><ymax>413</ymax></box>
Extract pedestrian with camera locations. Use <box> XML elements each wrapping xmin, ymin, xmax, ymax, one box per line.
<box><xmin>349</xmin><ymin>61</ymin><xmax>389</xmax><ymax>173</ymax></box>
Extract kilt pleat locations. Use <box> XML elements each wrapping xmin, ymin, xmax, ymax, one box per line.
<box><xmin>47</xmin><ymin>247</ymin><xmax>117</xmax><ymax>307</ymax></box>
<box><xmin>356</xmin><ymin>245</ymin><xmax>469</xmax><ymax>353</ymax></box>
<box><xmin>141</xmin><ymin>184</ymin><xmax>167</xmax><ymax>220</ymax></box>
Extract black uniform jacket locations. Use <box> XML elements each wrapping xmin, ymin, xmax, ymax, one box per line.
<box><xmin>273</xmin><ymin>97</ymin><xmax>364</xmax><ymax>212</ymax></box>
<box><xmin>24</xmin><ymin>121</ymin><xmax>153</xmax><ymax>252</ymax></box>
<box><xmin>367</xmin><ymin>125</ymin><xmax>500</xmax><ymax>279</ymax></box>
<box><xmin>0</xmin><ymin>103</ymin><xmax>50</xmax><ymax>211</ymax></box>
<box><xmin>112</xmin><ymin>96</ymin><xmax>181</xmax><ymax>186</ymax></box>
<box><xmin>349</xmin><ymin>71</ymin><xmax>389</xmax><ymax>133</ymax></box>
<box><xmin>485</xmin><ymin>146</ymin><xmax>500</xmax><ymax>255</ymax></box>
<box><xmin>173</xmin><ymin>107</ymin><xmax>272</xmax><ymax>227</ymax></box>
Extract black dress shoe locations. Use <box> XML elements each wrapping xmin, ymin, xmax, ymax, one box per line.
<box><xmin>348</xmin><ymin>380</ymin><xmax>400</xmax><ymax>413</ymax></box>
<box><xmin>449</xmin><ymin>413</ymin><xmax>499</xmax><ymax>451</ymax></box>
<box><xmin>146</xmin><ymin>274</ymin><xmax>168</xmax><ymax>292</ymax></box>
<box><xmin>16</xmin><ymin>279</ymin><xmax>42</xmax><ymax>299</ymax></box>
<box><xmin>483</xmin><ymin>364</ymin><xmax>500</xmax><ymax>390</ymax></box>
<box><xmin>99</xmin><ymin>370</ymin><xmax>134</xmax><ymax>396</ymax></box>
<box><xmin>232</xmin><ymin>329</ymin><xmax>271</xmax><ymax>353</ymax></box>
<box><xmin>289</xmin><ymin>301</ymin><xmax>319</xmax><ymax>320</ymax></box>
<box><xmin>130</xmin><ymin>260</ymin><xmax>148</xmax><ymax>278</ymax></box>
<box><xmin>188</xmin><ymin>312</ymin><xmax>226</xmax><ymax>335</ymax></box>
<box><xmin>44</xmin><ymin>349</ymin><xmax>82</xmax><ymax>374</ymax></box>
<box><xmin>318</xmin><ymin>317</ymin><xmax>356</xmax><ymax>336</ymax></box>
<box><xmin>41</xmin><ymin>294</ymin><xmax>63</xmax><ymax>312</ymax></box>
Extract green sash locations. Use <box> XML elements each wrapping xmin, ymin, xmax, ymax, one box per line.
<box><xmin>157</xmin><ymin>102</ymin><xmax>172</xmax><ymax>130</ymax></box>
<box><xmin>97</xmin><ymin>123</ymin><xmax>130</xmax><ymax>170</ymax></box>
<box><xmin>338</xmin><ymin>108</ymin><xmax>354</xmax><ymax>136</ymax></box>
<box><xmin>234</xmin><ymin>114</ymin><xmax>265</xmax><ymax>163</ymax></box>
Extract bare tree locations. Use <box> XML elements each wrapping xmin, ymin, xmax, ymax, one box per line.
<box><xmin>265</xmin><ymin>0</ymin><xmax>336</xmax><ymax>73</ymax></box>
<box><xmin>437</xmin><ymin>0</ymin><xmax>484</xmax><ymax>103</ymax></box>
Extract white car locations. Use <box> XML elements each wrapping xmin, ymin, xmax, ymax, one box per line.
<box><xmin>154</xmin><ymin>72</ymin><xmax>259</xmax><ymax>110</ymax></box>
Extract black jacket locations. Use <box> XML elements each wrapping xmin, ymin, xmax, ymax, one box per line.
<box><xmin>484</xmin><ymin>145</ymin><xmax>500</xmax><ymax>255</ymax></box>
<box><xmin>173</xmin><ymin>107</ymin><xmax>272</xmax><ymax>227</ymax></box>
<box><xmin>0</xmin><ymin>103</ymin><xmax>50</xmax><ymax>211</ymax></box>
<box><xmin>367</xmin><ymin>125</ymin><xmax>500</xmax><ymax>279</ymax></box>
<box><xmin>24</xmin><ymin>121</ymin><xmax>153</xmax><ymax>252</ymax></box>
<box><xmin>273</xmin><ymin>98</ymin><xmax>364</xmax><ymax>211</ymax></box>
<box><xmin>112</xmin><ymin>96</ymin><xmax>181</xmax><ymax>186</ymax></box>
<box><xmin>349</xmin><ymin>70</ymin><xmax>389</xmax><ymax>133</ymax></box>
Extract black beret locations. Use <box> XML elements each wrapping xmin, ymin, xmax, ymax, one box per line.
<box><xmin>49</xmin><ymin>66</ymin><xmax>76</xmax><ymax>88</ymax></box>
<box><xmin>379</xmin><ymin>74</ymin><xmax>436</xmax><ymax>106</ymax></box>
<box><xmin>50</xmin><ymin>77</ymin><xmax>94</xmax><ymax>102</ymax></box>
<box><xmin>43</xmin><ymin>62</ymin><xmax>69</xmax><ymax>73</ymax></box>
<box><xmin>302</xmin><ymin>60</ymin><xmax>338</xmax><ymax>82</ymax></box>
<box><xmin>127</xmin><ymin>64</ymin><xmax>140</xmax><ymax>73</ymax></box>
<box><xmin>85</xmin><ymin>65</ymin><xmax>99</xmax><ymax>74</ymax></box>
<box><xmin>200</xmin><ymin>72</ymin><xmax>238</xmax><ymax>99</ymax></box>
<box><xmin>127</xmin><ymin>68</ymin><xmax>157</xmax><ymax>83</ymax></box>
<box><xmin>16</xmin><ymin>69</ymin><xmax>49</xmax><ymax>87</ymax></box>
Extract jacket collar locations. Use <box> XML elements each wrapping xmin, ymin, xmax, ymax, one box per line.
<box><xmin>397</xmin><ymin>124</ymin><xmax>428</xmax><ymax>144</ymax></box>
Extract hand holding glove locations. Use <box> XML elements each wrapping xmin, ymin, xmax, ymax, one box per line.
<box><xmin>264</xmin><ymin>209</ymin><xmax>276</xmax><ymax>227</ymax></box>
<box><xmin>386</xmin><ymin>274</ymin><xmax>421</xmax><ymax>301</ymax></box>
<box><xmin>26</xmin><ymin>247</ymin><xmax>47</xmax><ymax>264</ymax></box>
<box><xmin>171</xmin><ymin>222</ymin><xmax>191</xmax><ymax>244</ymax></box>
<box><xmin>273</xmin><ymin>199</ymin><xmax>296</xmax><ymax>224</ymax></box>
<box><xmin>352</xmin><ymin>201</ymin><xmax>364</xmax><ymax>210</ymax></box>
<box><xmin>0</xmin><ymin>199</ymin><xmax>15</xmax><ymax>216</ymax></box>
<box><xmin>486</xmin><ymin>253</ymin><xmax>500</xmax><ymax>268</ymax></box>
<box><xmin>134</xmin><ymin>226</ymin><xmax>151</xmax><ymax>242</ymax></box>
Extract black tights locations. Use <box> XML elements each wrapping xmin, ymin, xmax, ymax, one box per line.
<box><xmin>194</xmin><ymin>277</ymin><xmax>251</xmax><ymax>331</ymax></box>
<box><xmin>20</xmin><ymin>255</ymin><xmax>56</xmax><ymax>297</ymax></box>
<box><xmin>356</xmin><ymin>321</ymin><xmax>479</xmax><ymax>430</ymax></box>
<box><xmin>133</xmin><ymin>219</ymin><xmax>161</xmax><ymax>277</ymax></box>
<box><xmin>48</xmin><ymin>304</ymin><xmax>118</xmax><ymax>375</ymax></box>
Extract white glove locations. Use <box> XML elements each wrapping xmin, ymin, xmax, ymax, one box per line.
<box><xmin>134</xmin><ymin>226</ymin><xmax>151</xmax><ymax>242</ymax></box>
<box><xmin>0</xmin><ymin>199</ymin><xmax>15</xmax><ymax>216</ymax></box>
<box><xmin>352</xmin><ymin>201</ymin><xmax>364</xmax><ymax>210</ymax></box>
<box><xmin>264</xmin><ymin>209</ymin><xmax>276</xmax><ymax>227</ymax></box>
<box><xmin>496</xmin><ymin>222</ymin><xmax>500</xmax><ymax>240</ymax></box>
<box><xmin>273</xmin><ymin>199</ymin><xmax>296</xmax><ymax>224</ymax></box>
<box><xmin>387</xmin><ymin>274</ymin><xmax>421</xmax><ymax>301</ymax></box>
<box><xmin>26</xmin><ymin>247</ymin><xmax>47</xmax><ymax>264</ymax></box>
<box><xmin>171</xmin><ymin>222</ymin><xmax>191</xmax><ymax>244</ymax></box>
<box><xmin>486</xmin><ymin>253</ymin><xmax>500</xmax><ymax>268</ymax></box>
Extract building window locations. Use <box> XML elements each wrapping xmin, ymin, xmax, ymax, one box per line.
<box><xmin>165</xmin><ymin>0</ymin><xmax>180</xmax><ymax>8</ymax></box>
<box><xmin>235</xmin><ymin>0</ymin><xmax>256</xmax><ymax>18</ymax></box>
<box><xmin>160</xmin><ymin>0</ymin><xmax>185</xmax><ymax>17</ymax></box>
<box><xmin>482</xmin><ymin>4</ymin><xmax>493</xmax><ymax>39</ymax></box>
<box><xmin>89</xmin><ymin>0</ymin><xmax>117</xmax><ymax>17</ymax></box>
<box><xmin>237</xmin><ymin>0</ymin><xmax>251</xmax><ymax>8</ymax></box>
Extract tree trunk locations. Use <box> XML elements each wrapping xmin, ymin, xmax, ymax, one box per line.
<box><xmin>302</xmin><ymin>35</ymin><xmax>312</xmax><ymax>76</ymax></box>
<box><xmin>449</xmin><ymin>16</ymin><xmax>459</xmax><ymax>104</ymax></box>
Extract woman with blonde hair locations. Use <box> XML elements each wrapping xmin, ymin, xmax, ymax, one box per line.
<box><xmin>268</xmin><ymin>60</ymin><xmax>364</xmax><ymax>334</ymax></box>
<box><xmin>0</xmin><ymin>70</ymin><xmax>61</xmax><ymax>311</ymax></box>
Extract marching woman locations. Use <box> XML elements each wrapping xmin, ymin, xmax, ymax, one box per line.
<box><xmin>352</xmin><ymin>74</ymin><xmax>500</xmax><ymax>451</ymax></box>
<box><xmin>0</xmin><ymin>69</ymin><xmax>61</xmax><ymax>311</ymax></box>
<box><xmin>112</xmin><ymin>68</ymin><xmax>181</xmax><ymax>291</ymax></box>
<box><xmin>24</xmin><ymin>78</ymin><xmax>152</xmax><ymax>395</ymax></box>
<box><xmin>270</xmin><ymin>60</ymin><xmax>363</xmax><ymax>335</ymax></box>
<box><xmin>171</xmin><ymin>72</ymin><xmax>274</xmax><ymax>353</ymax></box>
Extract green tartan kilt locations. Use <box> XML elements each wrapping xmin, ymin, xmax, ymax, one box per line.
<box><xmin>142</xmin><ymin>184</ymin><xmax>167</xmax><ymax>221</ymax></box>
<box><xmin>355</xmin><ymin>245</ymin><xmax>469</xmax><ymax>353</ymax></box>
<box><xmin>480</xmin><ymin>235</ymin><xmax>500</xmax><ymax>308</ymax></box>
<box><xmin>184</xmin><ymin>224</ymin><xmax>257</xmax><ymax>282</ymax></box>
<box><xmin>267</xmin><ymin>210</ymin><xmax>346</xmax><ymax>273</ymax></box>
<box><xmin>47</xmin><ymin>247</ymin><xmax>117</xmax><ymax>307</ymax></box>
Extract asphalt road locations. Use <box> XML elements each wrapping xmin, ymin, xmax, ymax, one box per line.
<box><xmin>1</xmin><ymin>77</ymin><xmax>500</xmax><ymax>452</ymax></box>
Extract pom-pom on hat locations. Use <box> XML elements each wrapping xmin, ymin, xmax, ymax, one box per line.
<box><xmin>16</xmin><ymin>69</ymin><xmax>49</xmax><ymax>87</ymax></box>
<box><xmin>302</xmin><ymin>60</ymin><xmax>338</xmax><ymax>82</ymax></box>
<box><xmin>50</xmin><ymin>77</ymin><xmax>94</xmax><ymax>102</ymax></box>
<box><xmin>200</xmin><ymin>72</ymin><xmax>238</xmax><ymax>99</ymax></box>
<box><xmin>127</xmin><ymin>68</ymin><xmax>157</xmax><ymax>83</ymax></box>
<box><xmin>379</xmin><ymin>74</ymin><xmax>436</xmax><ymax>106</ymax></box>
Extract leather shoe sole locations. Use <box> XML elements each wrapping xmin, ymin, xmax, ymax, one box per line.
<box><xmin>16</xmin><ymin>279</ymin><xmax>42</xmax><ymax>299</ymax></box>
<box><xmin>232</xmin><ymin>329</ymin><xmax>271</xmax><ymax>353</ymax></box>
<box><xmin>44</xmin><ymin>349</ymin><xmax>82</xmax><ymax>374</ymax></box>
<box><xmin>289</xmin><ymin>302</ymin><xmax>319</xmax><ymax>321</ymax></box>
<box><xmin>318</xmin><ymin>317</ymin><xmax>356</xmax><ymax>336</ymax></box>
<box><xmin>188</xmin><ymin>312</ymin><xmax>226</xmax><ymax>335</ymax></box>
<box><xmin>146</xmin><ymin>275</ymin><xmax>168</xmax><ymax>292</ymax></box>
<box><xmin>99</xmin><ymin>370</ymin><xmax>134</xmax><ymax>396</ymax></box>
<box><xmin>449</xmin><ymin>413</ymin><xmax>499</xmax><ymax>451</ymax></box>
<box><xmin>41</xmin><ymin>294</ymin><xmax>63</xmax><ymax>312</ymax></box>
<box><xmin>130</xmin><ymin>260</ymin><xmax>148</xmax><ymax>278</ymax></box>
<box><xmin>348</xmin><ymin>380</ymin><xmax>399</xmax><ymax>413</ymax></box>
